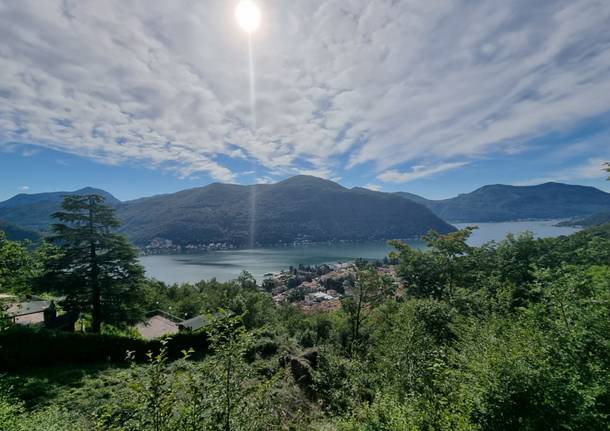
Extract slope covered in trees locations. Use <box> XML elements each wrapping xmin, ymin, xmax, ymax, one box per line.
<box><xmin>0</xmin><ymin>220</ymin><xmax>41</xmax><ymax>242</ymax></box>
<box><xmin>397</xmin><ymin>182</ymin><xmax>610</xmax><ymax>222</ymax></box>
<box><xmin>1</xmin><ymin>217</ymin><xmax>609</xmax><ymax>429</ymax></box>
<box><xmin>0</xmin><ymin>187</ymin><xmax>119</xmax><ymax>231</ymax></box>
<box><xmin>117</xmin><ymin>175</ymin><xmax>455</xmax><ymax>245</ymax></box>
<box><xmin>0</xmin><ymin>177</ymin><xmax>453</xmax><ymax>245</ymax></box>
<box><xmin>557</xmin><ymin>211</ymin><xmax>610</xmax><ymax>227</ymax></box>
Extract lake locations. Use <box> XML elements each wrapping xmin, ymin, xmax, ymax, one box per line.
<box><xmin>139</xmin><ymin>220</ymin><xmax>579</xmax><ymax>284</ymax></box>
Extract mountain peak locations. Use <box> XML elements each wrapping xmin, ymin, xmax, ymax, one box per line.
<box><xmin>275</xmin><ymin>175</ymin><xmax>345</xmax><ymax>189</ymax></box>
<box><xmin>398</xmin><ymin>182</ymin><xmax>610</xmax><ymax>222</ymax></box>
<box><xmin>73</xmin><ymin>187</ymin><xmax>121</xmax><ymax>203</ymax></box>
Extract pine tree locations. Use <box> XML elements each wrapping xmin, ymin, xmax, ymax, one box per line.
<box><xmin>43</xmin><ymin>194</ymin><xmax>145</xmax><ymax>332</ymax></box>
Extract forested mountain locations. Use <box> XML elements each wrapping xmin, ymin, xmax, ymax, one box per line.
<box><xmin>0</xmin><ymin>177</ymin><xmax>453</xmax><ymax>245</ymax></box>
<box><xmin>556</xmin><ymin>211</ymin><xmax>610</xmax><ymax>227</ymax></box>
<box><xmin>397</xmin><ymin>182</ymin><xmax>610</xmax><ymax>222</ymax></box>
<box><xmin>0</xmin><ymin>220</ymin><xmax>42</xmax><ymax>242</ymax></box>
<box><xmin>117</xmin><ymin>175</ymin><xmax>454</xmax><ymax>245</ymax></box>
<box><xmin>0</xmin><ymin>187</ymin><xmax>120</xmax><ymax>231</ymax></box>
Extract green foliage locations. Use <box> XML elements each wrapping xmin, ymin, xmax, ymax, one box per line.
<box><xmin>0</xmin><ymin>221</ymin><xmax>41</xmax><ymax>242</ymax></box>
<box><xmin>389</xmin><ymin>227</ymin><xmax>476</xmax><ymax>298</ymax></box>
<box><xmin>92</xmin><ymin>313</ymin><xmax>281</xmax><ymax>431</ymax></box>
<box><xmin>2</xmin><ymin>224</ymin><xmax>610</xmax><ymax>430</ymax></box>
<box><xmin>114</xmin><ymin>175</ymin><xmax>454</xmax><ymax>246</ymax></box>
<box><xmin>41</xmin><ymin>194</ymin><xmax>146</xmax><ymax>332</ymax></box>
<box><xmin>0</xmin><ymin>231</ymin><xmax>40</xmax><ymax>294</ymax></box>
<box><xmin>0</xmin><ymin>325</ymin><xmax>210</xmax><ymax>370</ymax></box>
<box><xmin>342</xmin><ymin>266</ymin><xmax>394</xmax><ymax>356</ymax></box>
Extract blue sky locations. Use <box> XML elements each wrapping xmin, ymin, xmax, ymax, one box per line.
<box><xmin>1</xmin><ymin>0</ymin><xmax>610</xmax><ymax>202</ymax></box>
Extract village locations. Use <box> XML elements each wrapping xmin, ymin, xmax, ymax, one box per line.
<box><xmin>139</xmin><ymin>237</ymin><xmax>237</xmax><ymax>255</ymax></box>
<box><xmin>262</xmin><ymin>261</ymin><xmax>401</xmax><ymax>313</ymax></box>
<box><xmin>1</xmin><ymin>260</ymin><xmax>401</xmax><ymax>340</ymax></box>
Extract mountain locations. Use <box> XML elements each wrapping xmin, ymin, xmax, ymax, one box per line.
<box><xmin>0</xmin><ymin>220</ymin><xmax>42</xmax><ymax>242</ymax></box>
<box><xmin>0</xmin><ymin>187</ymin><xmax>120</xmax><ymax>231</ymax></box>
<box><xmin>397</xmin><ymin>183</ymin><xmax>610</xmax><ymax>222</ymax></box>
<box><xmin>556</xmin><ymin>211</ymin><xmax>610</xmax><ymax>228</ymax></box>
<box><xmin>117</xmin><ymin>175</ymin><xmax>455</xmax><ymax>246</ymax></box>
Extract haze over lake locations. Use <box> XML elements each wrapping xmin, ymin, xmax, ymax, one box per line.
<box><xmin>139</xmin><ymin>220</ymin><xmax>578</xmax><ymax>284</ymax></box>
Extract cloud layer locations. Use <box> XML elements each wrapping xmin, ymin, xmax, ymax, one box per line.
<box><xmin>1</xmin><ymin>0</ymin><xmax>610</xmax><ymax>184</ymax></box>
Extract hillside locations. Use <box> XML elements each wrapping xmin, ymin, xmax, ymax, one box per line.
<box><xmin>397</xmin><ymin>183</ymin><xmax>610</xmax><ymax>222</ymax></box>
<box><xmin>117</xmin><ymin>175</ymin><xmax>455</xmax><ymax>245</ymax></box>
<box><xmin>556</xmin><ymin>211</ymin><xmax>610</xmax><ymax>227</ymax></box>
<box><xmin>0</xmin><ymin>188</ymin><xmax>120</xmax><ymax>231</ymax></box>
<box><xmin>0</xmin><ymin>220</ymin><xmax>42</xmax><ymax>242</ymax></box>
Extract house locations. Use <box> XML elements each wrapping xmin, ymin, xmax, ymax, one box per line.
<box><xmin>7</xmin><ymin>300</ymin><xmax>51</xmax><ymax>325</ymax></box>
<box><xmin>5</xmin><ymin>299</ymin><xmax>77</xmax><ymax>330</ymax></box>
<box><xmin>178</xmin><ymin>315</ymin><xmax>207</xmax><ymax>332</ymax></box>
<box><xmin>137</xmin><ymin>314</ymin><xmax>180</xmax><ymax>339</ymax></box>
<box><xmin>311</xmin><ymin>291</ymin><xmax>334</xmax><ymax>302</ymax></box>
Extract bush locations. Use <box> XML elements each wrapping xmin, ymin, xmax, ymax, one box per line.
<box><xmin>0</xmin><ymin>326</ymin><xmax>209</xmax><ymax>371</ymax></box>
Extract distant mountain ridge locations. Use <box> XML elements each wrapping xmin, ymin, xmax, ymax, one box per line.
<box><xmin>117</xmin><ymin>175</ymin><xmax>455</xmax><ymax>246</ymax></box>
<box><xmin>0</xmin><ymin>187</ymin><xmax>120</xmax><ymax>231</ymax></box>
<box><xmin>4</xmin><ymin>178</ymin><xmax>610</xmax><ymax>245</ymax></box>
<box><xmin>0</xmin><ymin>177</ymin><xmax>454</xmax><ymax>246</ymax></box>
<box><xmin>397</xmin><ymin>182</ymin><xmax>610</xmax><ymax>222</ymax></box>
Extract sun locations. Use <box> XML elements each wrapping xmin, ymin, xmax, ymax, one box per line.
<box><xmin>235</xmin><ymin>0</ymin><xmax>261</xmax><ymax>34</ymax></box>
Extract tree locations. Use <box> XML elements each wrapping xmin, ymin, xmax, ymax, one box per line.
<box><xmin>342</xmin><ymin>266</ymin><xmax>393</xmax><ymax>357</ymax></box>
<box><xmin>390</xmin><ymin>227</ymin><xmax>476</xmax><ymax>299</ymax></box>
<box><xmin>0</xmin><ymin>231</ymin><xmax>38</xmax><ymax>294</ymax></box>
<box><xmin>605</xmin><ymin>162</ymin><xmax>609</xmax><ymax>179</ymax></box>
<box><xmin>42</xmin><ymin>194</ymin><xmax>145</xmax><ymax>332</ymax></box>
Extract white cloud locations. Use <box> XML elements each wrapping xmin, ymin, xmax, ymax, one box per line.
<box><xmin>256</xmin><ymin>176</ymin><xmax>274</xmax><ymax>184</ymax></box>
<box><xmin>514</xmin><ymin>158</ymin><xmax>609</xmax><ymax>185</ymax></box>
<box><xmin>21</xmin><ymin>148</ymin><xmax>39</xmax><ymax>157</ymax></box>
<box><xmin>378</xmin><ymin>162</ymin><xmax>469</xmax><ymax>183</ymax></box>
<box><xmin>19</xmin><ymin>186</ymin><xmax>29</xmax><ymax>192</ymax></box>
<box><xmin>363</xmin><ymin>183</ymin><xmax>382</xmax><ymax>191</ymax></box>
<box><xmin>0</xmin><ymin>1</ymin><xmax>609</xmax><ymax>182</ymax></box>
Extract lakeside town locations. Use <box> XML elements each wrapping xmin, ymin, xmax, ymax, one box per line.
<box><xmin>2</xmin><ymin>258</ymin><xmax>401</xmax><ymax>340</ymax></box>
<box><xmin>262</xmin><ymin>261</ymin><xmax>401</xmax><ymax>313</ymax></box>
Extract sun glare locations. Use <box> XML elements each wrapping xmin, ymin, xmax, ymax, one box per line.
<box><xmin>235</xmin><ymin>0</ymin><xmax>261</xmax><ymax>34</ymax></box>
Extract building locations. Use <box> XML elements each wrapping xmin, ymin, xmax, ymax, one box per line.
<box><xmin>5</xmin><ymin>299</ymin><xmax>77</xmax><ymax>330</ymax></box>
<box><xmin>178</xmin><ymin>315</ymin><xmax>207</xmax><ymax>332</ymax></box>
<box><xmin>136</xmin><ymin>314</ymin><xmax>180</xmax><ymax>339</ymax></box>
<box><xmin>7</xmin><ymin>300</ymin><xmax>51</xmax><ymax>325</ymax></box>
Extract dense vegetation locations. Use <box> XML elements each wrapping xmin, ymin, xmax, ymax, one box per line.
<box><xmin>557</xmin><ymin>211</ymin><xmax>610</xmax><ymax>228</ymax></box>
<box><xmin>1</xmin><ymin>201</ymin><xmax>609</xmax><ymax>429</ymax></box>
<box><xmin>116</xmin><ymin>175</ymin><xmax>455</xmax><ymax>245</ymax></box>
<box><xmin>0</xmin><ymin>176</ymin><xmax>454</xmax><ymax>246</ymax></box>
<box><xmin>0</xmin><ymin>221</ymin><xmax>41</xmax><ymax>242</ymax></box>
<box><xmin>6</xmin><ymin>177</ymin><xmax>610</xmax><ymax>246</ymax></box>
<box><xmin>398</xmin><ymin>182</ymin><xmax>610</xmax><ymax>222</ymax></box>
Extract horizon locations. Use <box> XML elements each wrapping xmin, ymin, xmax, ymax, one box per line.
<box><xmin>1</xmin><ymin>1</ymin><xmax>610</xmax><ymax>200</ymax></box>
<box><xmin>2</xmin><ymin>173</ymin><xmax>609</xmax><ymax>204</ymax></box>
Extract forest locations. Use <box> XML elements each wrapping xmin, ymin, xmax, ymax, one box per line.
<box><xmin>0</xmin><ymin>193</ymin><xmax>609</xmax><ymax>430</ymax></box>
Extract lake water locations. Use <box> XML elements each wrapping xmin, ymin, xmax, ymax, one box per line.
<box><xmin>139</xmin><ymin>220</ymin><xmax>579</xmax><ymax>284</ymax></box>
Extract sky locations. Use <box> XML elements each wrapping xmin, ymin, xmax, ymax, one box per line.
<box><xmin>1</xmin><ymin>0</ymin><xmax>610</xmax><ymax>202</ymax></box>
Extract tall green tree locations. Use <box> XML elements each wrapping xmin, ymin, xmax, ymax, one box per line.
<box><xmin>342</xmin><ymin>266</ymin><xmax>393</xmax><ymax>357</ymax></box>
<box><xmin>0</xmin><ymin>231</ymin><xmax>37</xmax><ymax>294</ymax></box>
<box><xmin>389</xmin><ymin>227</ymin><xmax>476</xmax><ymax>299</ymax></box>
<box><xmin>42</xmin><ymin>194</ymin><xmax>145</xmax><ymax>332</ymax></box>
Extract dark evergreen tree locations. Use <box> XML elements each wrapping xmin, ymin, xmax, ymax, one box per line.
<box><xmin>42</xmin><ymin>194</ymin><xmax>145</xmax><ymax>332</ymax></box>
